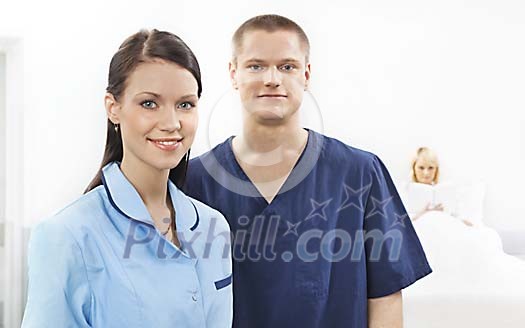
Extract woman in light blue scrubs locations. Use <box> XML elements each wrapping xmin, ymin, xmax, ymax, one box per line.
<box><xmin>22</xmin><ymin>29</ymin><xmax>233</xmax><ymax>328</ymax></box>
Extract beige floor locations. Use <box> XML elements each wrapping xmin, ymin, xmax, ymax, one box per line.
<box><xmin>404</xmin><ymin>295</ymin><xmax>525</xmax><ymax>328</ymax></box>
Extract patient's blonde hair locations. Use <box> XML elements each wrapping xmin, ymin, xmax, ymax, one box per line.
<box><xmin>411</xmin><ymin>147</ymin><xmax>440</xmax><ymax>184</ymax></box>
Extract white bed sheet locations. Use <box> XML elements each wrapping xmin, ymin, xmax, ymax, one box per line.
<box><xmin>403</xmin><ymin>211</ymin><xmax>525</xmax><ymax>327</ymax></box>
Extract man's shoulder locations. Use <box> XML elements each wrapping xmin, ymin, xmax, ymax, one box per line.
<box><xmin>314</xmin><ymin>130</ymin><xmax>377</xmax><ymax>167</ymax></box>
<box><xmin>189</xmin><ymin>137</ymin><xmax>231</xmax><ymax>170</ymax></box>
<box><xmin>185</xmin><ymin>137</ymin><xmax>233</xmax><ymax>196</ymax></box>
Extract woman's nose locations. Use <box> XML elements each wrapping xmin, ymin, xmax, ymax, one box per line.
<box><xmin>159</xmin><ymin>109</ymin><xmax>181</xmax><ymax>132</ymax></box>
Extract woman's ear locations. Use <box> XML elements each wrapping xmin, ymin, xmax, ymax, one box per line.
<box><xmin>104</xmin><ymin>93</ymin><xmax>121</xmax><ymax>124</ymax></box>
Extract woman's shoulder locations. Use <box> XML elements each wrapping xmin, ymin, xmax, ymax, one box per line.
<box><xmin>26</xmin><ymin>191</ymin><xmax>108</xmax><ymax>294</ymax></box>
<box><xmin>34</xmin><ymin>186</ymin><xmax>108</xmax><ymax>240</ymax></box>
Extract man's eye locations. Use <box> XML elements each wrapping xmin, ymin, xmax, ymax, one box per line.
<box><xmin>178</xmin><ymin>102</ymin><xmax>195</xmax><ymax>110</ymax></box>
<box><xmin>140</xmin><ymin>100</ymin><xmax>157</xmax><ymax>109</ymax></box>
<box><xmin>280</xmin><ymin>64</ymin><xmax>295</xmax><ymax>71</ymax></box>
<box><xmin>248</xmin><ymin>65</ymin><xmax>263</xmax><ymax>71</ymax></box>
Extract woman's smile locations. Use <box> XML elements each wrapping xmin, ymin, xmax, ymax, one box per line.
<box><xmin>148</xmin><ymin>137</ymin><xmax>184</xmax><ymax>151</ymax></box>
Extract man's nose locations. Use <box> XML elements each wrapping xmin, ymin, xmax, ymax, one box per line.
<box><xmin>263</xmin><ymin>66</ymin><xmax>282</xmax><ymax>87</ymax></box>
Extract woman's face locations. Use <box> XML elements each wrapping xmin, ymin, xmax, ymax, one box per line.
<box><xmin>414</xmin><ymin>157</ymin><xmax>438</xmax><ymax>185</ymax></box>
<box><xmin>106</xmin><ymin>60</ymin><xmax>199</xmax><ymax>172</ymax></box>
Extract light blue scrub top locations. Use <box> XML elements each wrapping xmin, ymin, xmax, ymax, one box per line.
<box><xmin>22</xmin><ymin>162</ymin><xmax>233</xmax><ymax>328</ymax></box>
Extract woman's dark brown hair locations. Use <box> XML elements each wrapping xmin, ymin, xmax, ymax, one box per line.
<box><xmin>84</xmin><ymin>29</ymin><xmax>202</xmax><ymax>193</ymax></box>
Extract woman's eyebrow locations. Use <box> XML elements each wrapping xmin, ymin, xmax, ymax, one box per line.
<box><xmin>135</xmin><ymin>91</ymin><xmax>161</xmax><ymax>98</ymax></box>
<box><xmin>135</xmin><ymin>92</ymin><xmax>197</xmax><ymax>101</ymax></box>
<box><xmin>179</xmin><ymin>94</ymin><xmax>198</xmax><ymax>100</ymax></box>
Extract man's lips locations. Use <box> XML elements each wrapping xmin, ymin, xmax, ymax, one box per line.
<box><xmin>258</xmin><ymin>94</ymin><xmax>287</xmax><ymax>98</ymax></box>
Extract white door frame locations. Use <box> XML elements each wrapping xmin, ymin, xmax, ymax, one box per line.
<box><xmin>0</xmin><ymin>37</ymin><xmax>25</xmax><ymax>328</ymax></box>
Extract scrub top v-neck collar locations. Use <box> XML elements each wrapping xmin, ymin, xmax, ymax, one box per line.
<box><xmin>224</xmin><ymin>128</ymin><xmax>323</xmax><ymax>211</ymax></box>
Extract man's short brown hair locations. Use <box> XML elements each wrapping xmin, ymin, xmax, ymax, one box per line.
<box><xmin>231</xmin><ymin>14</ymin><xmax>310</xmax><ymax>64</ymax></box>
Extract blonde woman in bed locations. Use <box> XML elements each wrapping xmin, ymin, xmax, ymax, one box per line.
<box><xmin>402</xmin><ymin>147</ymin><xmax>474</xmax><ymax>226</ymax></box>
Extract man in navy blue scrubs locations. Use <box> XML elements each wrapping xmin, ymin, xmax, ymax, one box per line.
<box><xmin>185</xmin><ymin>14</ymin><xmax>432</xmax><ymax>328</ymax></box>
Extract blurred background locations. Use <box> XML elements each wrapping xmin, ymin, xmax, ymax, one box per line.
<box><xmin>1</xmin><ymin>0</ymin><xmax>524</xmax><ymax>327</ymax></box>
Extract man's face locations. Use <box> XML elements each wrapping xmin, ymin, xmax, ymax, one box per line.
<box><xmin>230</xmin><ymin>30</ymin><xmax>310</xmax><ymax>125</ymax></box>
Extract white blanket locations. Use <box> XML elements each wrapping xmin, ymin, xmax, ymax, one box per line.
<box><xmin>403</xmin><ymin>211</ymin><xmax>525</xmax><ymax>327</ymax></box>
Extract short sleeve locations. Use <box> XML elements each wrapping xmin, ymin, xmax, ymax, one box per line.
<box><xmin>363</xmin><ymin>155</ymin><xmax>432</xmax><ymax>298</ymax></box>
<box><xmin>22</xmin><ymin>220</ymin><xmax>92</xmax><ymax>328</ymax></box>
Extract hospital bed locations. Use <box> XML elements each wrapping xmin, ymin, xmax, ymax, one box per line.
<box><xmin>400</xmin><ymin>184</ymin><xmax>525</xmax><ymax>328</ymax></box>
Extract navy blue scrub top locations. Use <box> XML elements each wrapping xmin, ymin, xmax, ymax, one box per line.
<box><xmin>184</xmin><ymin>129</ymin><xmax>432</xmax><ymax>328</ymax></box>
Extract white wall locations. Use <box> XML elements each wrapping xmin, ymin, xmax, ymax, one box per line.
<box><xmin>0</xmin><ymin>53</ymin><xmax>5</xmax><ymax>223</ymax></box>
<box><xmin>0</xmin><ymin>0</ymin><xmax>524</xmax><ymax>230</ymax></box>
<box><xmin>0</xmin><ymin>52</ymin><xmax>5</xmax><ymax>328</ymax></box>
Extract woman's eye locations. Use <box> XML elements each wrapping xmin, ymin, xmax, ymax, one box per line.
<box><xmin>140</xmin><ymin>100</ymin><xmax>157</xmax><ymax>109</ymax></box>
<box><xmin>178</xmin><ymin>102</ymin><xmax>195</xmax><ymax>110</ymax></box>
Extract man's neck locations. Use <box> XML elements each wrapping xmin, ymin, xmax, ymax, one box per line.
<box><xmin>234</xmin><ymin>118</ymin><xmax>308</xmax><ymax>156</ymax></box>
<box><xmin>231</xmin><ymin>120</ymin><xmax>308</xmax><ymax>203</ymax></box>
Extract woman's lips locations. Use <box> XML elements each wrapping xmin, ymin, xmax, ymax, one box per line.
<box><xmin>148</xmin><ymin>138</ymin><xmax>183</xmax><ymax>151</ymax></box>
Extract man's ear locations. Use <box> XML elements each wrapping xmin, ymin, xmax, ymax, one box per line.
<box><xmin>304</xmin><ymin>63</ymin><xmax>311</xmax><ymax>90</ymax></box>
<box><xmin>229</xmin><ymin>61</ymin><xmax>239</xmax><ymax>90</ymax></box>
<box><xmin>104</xmin><ymin>93</ymin><xmax>121</xmax><ymax>124</ymax></box>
